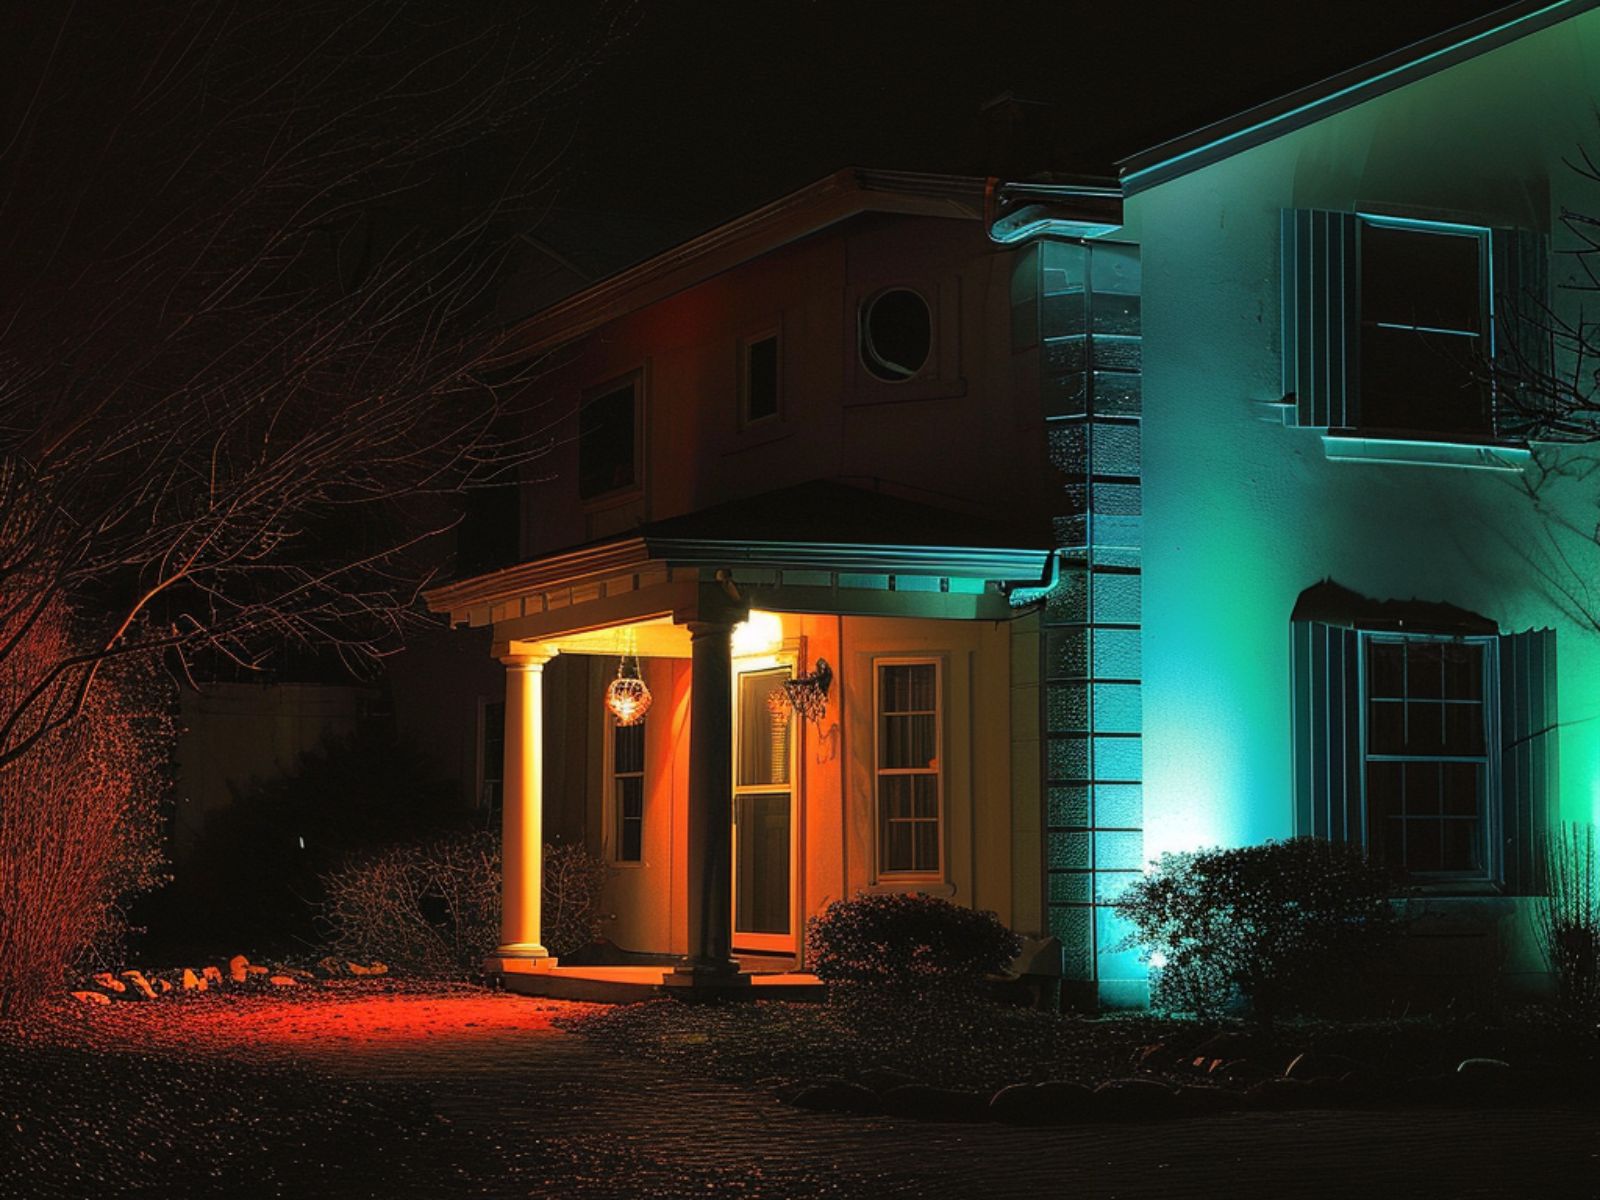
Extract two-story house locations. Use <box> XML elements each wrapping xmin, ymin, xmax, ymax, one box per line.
<box><xmin>425</xmin><ymin>0</ymin><xmax>1600</xmax><ymax>1008</ymax></box>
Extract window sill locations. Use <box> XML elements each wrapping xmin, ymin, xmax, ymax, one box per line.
<box><xmin>868</xmin><ymin>879</ymin><xmax>954</xmax><ymax>898</ymax></box>
<box><xmin>1321</xmin><ymin>431</ymin><xmax>1530</xmax><ymax>472</ymax></box>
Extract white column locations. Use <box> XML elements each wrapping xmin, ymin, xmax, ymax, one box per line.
<box><xmin>497</xmin><ymin>648</ymin><xmax>556</xmax><ymax>960</ymax></box>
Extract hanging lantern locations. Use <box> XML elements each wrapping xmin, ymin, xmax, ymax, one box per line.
<box><xmin>605</xmin><ymin>655</ymin><xmax>652</xmax><ymax>726</ymax></box>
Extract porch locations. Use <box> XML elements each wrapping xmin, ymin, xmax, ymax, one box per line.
<box><xmin>423</xmin><ymin>482</ymin><xmax>1056</xmax><ymax>998</ymax></box>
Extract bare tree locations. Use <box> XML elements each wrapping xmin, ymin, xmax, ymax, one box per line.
<box><xmin>0</xmin><ymin>3</ymin><xmax>628</xmax><ymax>769</ymax></box>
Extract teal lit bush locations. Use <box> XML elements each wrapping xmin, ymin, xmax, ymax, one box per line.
<box><xmin>1114</xmin><ymin>837</ymin><xmax>1398</xmax><ymax>1022</ymax></box>
<box><xmin>805</xmin><ymin>892</ymin><xmax>1021</xmax><ymax>996</ymax></box>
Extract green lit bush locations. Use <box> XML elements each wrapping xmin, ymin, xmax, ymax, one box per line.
<box><xmin>805</xmin><ymin>892</ymin><xmax>1021</xmax><ymax>996</ymax></box>
<box><xmin>1114</xmin><ymin>837</ymin><xmax>1398</xmax><ymax>1022</ymax></box>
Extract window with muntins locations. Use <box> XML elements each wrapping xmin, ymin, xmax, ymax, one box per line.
<box><xmin>875</xmin><ymin>660</ymin><xmax>942</xmax><ymax>877</ymax></box>
<box><xmin>1359</xmin><ymin>222</ymin><xmax>1488</xmax><ymax>436</ymax></box>
<box><xmin>1281</xmin><ymin>210</ymin><xmax>1548</xmax><ymax>440</ymax></box>
<box><xmin>1291</xmin><ymin>618</ymin><xmax>1556</xmax><ymax>893</ymax></box>
<box><xmin>480</xmin><ymin>700</ymin><xmax>505</xmax><ymax>814</ymax></box>
<box><xmin>1364</xmin><ymin>636</ymin><xmax>1491</xmax><ymax>879</ymax></box>
<box><xmin>612</xmin><ymin>718</ymin><xmax>645</xmax><ymax>863</ymax></box>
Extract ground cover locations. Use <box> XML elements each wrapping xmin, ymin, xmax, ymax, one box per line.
<box><xmin>561</xmin><ymin>994</ymin><xmax>1600</xmax><ymax>1105</ymax></box>
<box><xmin>0</xmin><ymin>981</ymin><xmax>586</xmax><ymax>1198</ymax></box>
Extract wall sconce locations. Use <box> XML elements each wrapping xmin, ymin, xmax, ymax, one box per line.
<box><xmin>781</xmin><ymin>658</ymin><xmax>832</xmax><ymax>726</ymax></box>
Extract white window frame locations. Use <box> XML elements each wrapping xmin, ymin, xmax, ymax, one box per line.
<box><xmin>1357</xmin><ymin>631</ymin><xmax>1501</xmax><ymax>886</ymax></box>
<box><xmin>1355</xmin><ymin>212</ymin><xmax>1495</xmax><ymax>436</ymax></box>
<box><xmin>872</xmin><ymin>656</ymin><xmax>945</xmax><ymax>882</ymax></box>
<box><xmin>476</xmin><ymin>697</ymin><xmax>505</xmax><ymax>815</ymax></box>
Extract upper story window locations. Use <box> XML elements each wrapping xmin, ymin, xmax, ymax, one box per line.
<box><xmin>742</xmin><ymin>332</ymin><xmax>780</xmax><ymax>424</ymax></box>
<box><xmin>579</xmin><ymin>374</ymin><xmax>640</xmax><ymax>500</ymax></box>
<box><xmin>860</xmin><ymin>287</ymin><xmax>932</xmax><ymax>382</ymax></box>
<box><xmin>1281</xmin><ymin>210</ymin><xmax>1547</xmax><ymax>444</ymax></box>
<box><xmin>1359</xmin><ymin>220</ymin><xmax>1488</xmax><ymax>437</ymax></box>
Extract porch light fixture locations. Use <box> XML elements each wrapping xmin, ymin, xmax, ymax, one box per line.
<box><xmin>781</xmin><ymin>658</ymin><xmax>833</xmax><ymax>726</ymax></box>
<box><xmin>605</xmin><ymin>651</ymin><xmax>652</xmax><ymax>727</ymax></box>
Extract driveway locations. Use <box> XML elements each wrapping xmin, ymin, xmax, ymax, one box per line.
<box><xmin>36</xmin><ymin>988</ymin><xmax>1600</xmax><ymax>1199</ymax></box>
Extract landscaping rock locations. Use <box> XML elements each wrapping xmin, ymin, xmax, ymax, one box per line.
<box><xmin>1284</xmin><ymin>1051</ymin><xmax>1366</xmax><ymax>1081</ymax></box>
<box><xmin>1211</xmin><ymin>1058</ymin><xmax>1271</xmax><ymax>1083</ymax></box>
<box><xmin>91</xmin><ymin>973</ymin><xmax>125</xmax><ymax>993</ymax></box>
<box><xmin>347</xmin><ymin>961</ymin><xmax>388</xmax><ymax>976</ymax></box>
<box><xmin>857</xmin><ymin>1067</ymin><xmax>919</xmax><ymax>1094</ymax></box>
<box><xmin>1174</xmin><ymin>1084</ymin><xmax>1241</xmax><ymax>1115</ymax></box>
<box><xmin>1247</xmin><ymin>1077</ymin><xmax>1314</xmax><ymax>1109</ymax></box>
<box><xmin>247</xmin><ymin>965</ymin><xmax>269</xmax><ymax>978</ymax></box>
<box><xmin>789</xmin><ymin>1080</ymin><xmax>879</xmax><ymax>1116</ymax></box>
<box><xmin>879</xmin><ymin>1084</ymin><xmax>989</xmax><ymax>1123</ymax></box>
<box><xmin>316</xmin><ymin>956</ymin><xmax>345</xmax><ymax>977</ymax></box>
<box><xmin>181</xmin><ymin>968</ymin><xmax>206</xmax><ymax>992</ymax></box>
<box><xmin>1092</xmin><ymin>1078</ymin><xmax>1182</xmax><ymax>1121</ymax></box>
<box><xmin>120</xmin><ymin>971</ymin><xmax>157</xmax><ymax>1001</ymax></box>
<box><xmin>70</xmin><ymin>990</ymin><xmax>111</xmax><ymax>1005</ymax></box>
<box><xmin>1033</xmin><ymin>1080</ymin><xmax>1099</xmax><ymax>1124</ymax></box>
<box><xmin>267</xmin><ymin>975</ymin><xmax>298</xmax><ymax>987</ymax></box>
<box><xmin>201</xmin><ymin>966</ymin><xmax>224</xmax><ymax>987</ymax></box>
<box><xmin>1456</xmin><ymin>1057</ymin><xmax>1512</xmax><ymax>1075</ymax></box>
<box><xmin>228</xmin><ymin>955</ymin><xmax>250</xmax><ymax>984</ymax></box>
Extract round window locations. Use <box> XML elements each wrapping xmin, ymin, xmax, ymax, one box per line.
<box><xmin>860</xmin><ymin>288</ymin><xmax>931</xmax><ymax>382</ymax></box>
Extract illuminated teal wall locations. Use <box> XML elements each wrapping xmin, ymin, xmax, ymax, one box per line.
<box><xmin>1123</xmin><ymin>8</ymin><xmax>1600</xmax><ymax>993</ymax></box>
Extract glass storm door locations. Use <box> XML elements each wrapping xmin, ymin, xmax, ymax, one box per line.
<box><xmin>732</xmin><ymin>666</ymin><xmax>796</xmax><ymax>953</ymax></box>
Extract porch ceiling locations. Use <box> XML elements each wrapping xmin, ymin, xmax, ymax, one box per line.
<box><xmin>518</xmin><ymin>616</ymin><xmax>690</xmax><ymax>659</ymax></box>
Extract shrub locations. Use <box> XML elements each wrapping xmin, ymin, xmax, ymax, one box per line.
<box><xmin>174</xmin><ymin>726</ymin><xmax>464</xmax><ymax>955</ymax></box>
<box><xmin>0</xmin><ymin>599</ymin><xmax>173</xmax><ymax>1019</ymax></box>
<box><xmin>805</xmin><ymin>892</ymin><xmax>1021</xmax><ymax>996</ymax></box>
<box><xmin>319</xmin><ymin>830</ymin><xmax>501</xmax><ymax>978</ymax></box>
<box><xmin>1537</xmin><ymin>822</ymin><xmax>1600</xmax><ymax>1020</ymax></box>
<box><xmin>1114</xmin><ymin>837</ymin><xmax>1397</xmax><ymax>1022</ymax></box>
<box><xmin>318</xmin><ymin>834</ymin><xmax>609</xmax><ymax>976</ymax></box>
<box><xmin>542</xmin><ymin>841</ymin><xmax>610</xmax><ymax>959</ymax></box>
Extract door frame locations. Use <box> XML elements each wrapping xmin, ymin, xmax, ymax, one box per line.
<box><xmin>730</xmin><ymin>645</ymin><xmax>802</xmax><ymax>954</ymax></box>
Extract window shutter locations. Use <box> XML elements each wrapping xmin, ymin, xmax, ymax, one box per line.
<box><xmin>1491</xmin><ymin>227</ymin><xmax>1553</xmax><ymax>433</ymax></box>
<box><xmin>1291</xmin><ymin>620</ymin><xmax>1363</xmax><ymax>842</ymax></box>
<box><xmin>1498</xmin><ymin>628</ymin><xmax>1557</xmax><ymax>895</ymax></box>
<box><xmin>1281</xmin><ymin>209</ymin><xmax>1359</xmax><ymax>428</ymax></box>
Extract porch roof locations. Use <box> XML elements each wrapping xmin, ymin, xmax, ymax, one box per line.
<box><xmin>424</xmin><ymin>481</ymin><xmax>1053</xmax><ymax>629</ymax></box>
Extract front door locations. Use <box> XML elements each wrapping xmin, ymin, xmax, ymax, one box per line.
<box><xmin>732</xmin><ymin>665</ymin><xmax>797</xmax><ymax>953</ymax></box>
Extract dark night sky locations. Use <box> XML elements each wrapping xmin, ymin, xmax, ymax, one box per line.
<box><xmin>555</xmin><ymin>0</ymin><xmax>1516</xmax><ymax>234</ymax></box>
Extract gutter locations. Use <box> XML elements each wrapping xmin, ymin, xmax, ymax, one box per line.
<box><xmin>985</xmin><ymin>177</ymin><xmax>1124</xmax><ymax>244</ymax></box>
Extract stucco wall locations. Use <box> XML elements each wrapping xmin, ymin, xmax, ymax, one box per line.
<box><xmin>1129</xmin><ymin>11</ymin><xmax>1600</xmax><ymax>993</ymax></box>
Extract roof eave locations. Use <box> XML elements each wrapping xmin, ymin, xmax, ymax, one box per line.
<box><xmin>1117</xmin><ymin>0</ymin><xmax>1597</xmax><ymax>195</ymax></box>
<box><xmin>488</xmin><ymin>167</ymin><xmax>988</xmax><ymax>361</ymax></box>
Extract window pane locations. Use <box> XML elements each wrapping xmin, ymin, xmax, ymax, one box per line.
<box><xmin>1369</xmin><ymin>642</ymin><xmax>1404</xmax><ymax>699</ymax></box>
<box><xmin>1407</xmin><ymin>642</ymin><xmax>1444</xmax><ymax>699</ymax></box>
<box><xmin>738</xmin><ymin>669</ymin><xmax>790</xmax><ymax>786</ymax></box>
<box><xmin>1362</xmin><ymin>224</ymin><xmax>1481</xmax><ymax>331</ymax></box>
<box><xmin>735</xmin><ymin>793</ymin><xmax>789</xmax><ymax>934</ymax></box>
<box><xmin>579</xmin><ymin>382</ymin><xmax>636</xmax><ymax>498</ymax></box>
<box><xmin>1441</xmin><ymin>762</ymin><xmax>1481</xmax><ymax>816</ymax></box>
<box><xmin>613</xmin><ymin>720</ymin><xmax>645</xmax><ymax>774</ymax></box>
<box><xmin>617</xmin><ymin>777</ymin><xmax>643</xmax><ymax>862</ymax></box>
<box><xmin>1444</xmin><ymin>702</ymin><xmax>1486</xmax><ymax>754</ymax></box>
<box><xmin>1441</xmin><ymin>819</ymin><xmax>1480</xmax><ymax>873</ymax></box>
<box><xmin>1441</xmin><ymin>642</ymin><xmax>1482</xmax><ymax>698</ymax></box>
<box><xmin>1369</xmin><ymin>699</ymin><xmax>1405</xmax><ymax>755</ymax></box>
<box><xmin>746</xmin><ymin>336</ymin><xmax>779</xmax><ymax>422</ymax></box>
<box><xmin>1403</xmin><ymin>761</ymin><xmax>1442</xmax><ymax>818</ymax></box>
<box><xmin>1406</xmin><ymin>702</ymin><xmax>1443</xmax><ymax>754</ymax></box>
<box><xmin>1360</xmin><ymin>328</ymin><xmax>1488</xmax><ymax>434</ymax></box>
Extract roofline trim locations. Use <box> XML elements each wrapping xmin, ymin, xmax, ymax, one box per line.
<box><xmin>422</xmin><ymin>534</ymin><xmax>1052</xmax><ymax>617</ymax></box>
<box><xmin>488</xmin><ymin>168</ymin><xmax>988</xmax><ymax>360</ymax></box>
<box><xmin>1118</xmin><ymin>0</ymin><xmax>1594</xmax><ymax>194</ymax></box>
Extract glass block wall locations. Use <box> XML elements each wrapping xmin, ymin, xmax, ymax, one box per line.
<box><xmin>1013</xmin><ymin>238</ymin><xmax>1147</xmax><ymax>1009</ymax></box>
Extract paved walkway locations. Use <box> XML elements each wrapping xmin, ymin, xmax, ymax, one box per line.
<box><xmin>74</xmin><ymin>991</ymin><xmax>1600</xmax><ymax>1199</ymax></box>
